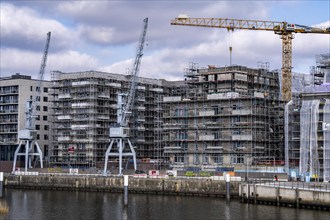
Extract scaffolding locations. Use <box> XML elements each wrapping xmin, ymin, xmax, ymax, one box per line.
<box><xmin>163</xmin><ymin>63</ymin><xmax>284</xmax><ymax>169</ymax></box>
<box><xmin>323</xmin><ymin>99</ymin><xmax>330</xmax><ymax>181</ymax></box>
<box><xmin>50</xmin><ymin>71</ymin><xmax>170</xmax><ymax>168</ymax></box>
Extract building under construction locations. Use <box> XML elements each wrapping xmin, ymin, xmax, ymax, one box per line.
<box><xmin>49</xmin><ymin>64</ymin><xmax>284</xmax><ymax>170</ymax></box>
<box><xmin>162</xmin><ymin>63</ymin><xmax>284</xmax><ymax>170</ymax></box>
<box><xmin>50</xmin><ymin>70</ymin><xmax>182</xmax><ymax>168</ymax></box>
<box><xmin>285</xmin><ymin>53</ymin><xmax>330</xmax><ymax>181</ymax></box>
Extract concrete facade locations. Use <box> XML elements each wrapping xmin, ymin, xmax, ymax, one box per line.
<box><xmin>0</xmin><ymin>74</ymin><xmax>53</xmax><ymax>164</ymax></box>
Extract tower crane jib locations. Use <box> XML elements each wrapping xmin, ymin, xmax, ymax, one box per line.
<box><xmin>171</xmin><ymin>17</ymin><xmax>330</xmax><ymax>102</ymax></box>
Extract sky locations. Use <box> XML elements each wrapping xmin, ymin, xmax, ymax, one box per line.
<box><xmin>0</xmin><ymin>0</ymin><xmax>329</xmax><ymax>81</ymax></box>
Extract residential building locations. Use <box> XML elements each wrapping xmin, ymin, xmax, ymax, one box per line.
<box><xmin>0</xmin><ymin>73</ymin><xmax>53</xmax><ymax>169</ymax></box>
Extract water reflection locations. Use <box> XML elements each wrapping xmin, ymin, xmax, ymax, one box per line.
<box><xmin>1</xmin><ymin>189</ymin><xmax>329</xmax><ymax>220</ymax></box>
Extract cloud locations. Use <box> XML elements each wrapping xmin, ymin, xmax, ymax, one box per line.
<box><xmin>78</xmin><ymin>25</ymin><xmax>115</xmax><ymax>45</ymax></box>
<box><xmin>1</xmin><ymin>1</ymin><xmax>329</xmax><ymax>80</ymax></box>
<box><xmin>0</xmin><ymin>3</ymin><xmax>76</xmax><ymax>52</ymax></box>
<box><xmin>1</xmin><ymin>48</ymin><xmax>99</xmax><ymax>79</ymax></box>
<box><xmin>49</xmin><ymin>50</ymin><xmax>99</xmax><ymax>74</ymax></box>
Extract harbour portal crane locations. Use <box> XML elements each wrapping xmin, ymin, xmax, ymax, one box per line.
<box><xmin>103</xmin><ymin>18</ymin><xmax>148</xmax><ymax>176</ymax></box>
<box><xmin>171</xmin><ymin>16</ymin><xmax>330</xmax><ymax>102</ymax></box>
<box><xmin>12</xmin><ymin>32</ymin><xmax>51</xmax><ymax>172</ymax></box>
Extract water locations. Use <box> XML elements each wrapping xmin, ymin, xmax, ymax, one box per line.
<box><xmin>1</xmin><ymin>189</ymin><xmax>329</xmax><ymax>220</ymax></box>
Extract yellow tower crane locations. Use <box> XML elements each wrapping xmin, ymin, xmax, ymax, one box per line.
<box><xmin>171</xmin><ymin>16</ymin><xmax>330</xmax><ymax>102</ymax></box>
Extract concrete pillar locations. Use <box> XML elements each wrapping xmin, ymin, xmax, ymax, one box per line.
<box><xmin>240</xmin><ymin>184</ymin><xmax>244</xmax><ymax>203</ymax></box>
<box><xmin>225</xmin><ymin>173</ymin><xmax>230</xmax><ymax>200</ymax></box>
<box><xmin>247</xmin><ymin>183</ymin><xmax>250</xmax><ymax>202</ymax></box>
<box><xmin>0</xmin><ymin>172</ymin><xmax>3</xmax><ymax>198</ymax></box>
<box><xmin>276</xmin><ymin>187</ymin><xmax>280</xmax><ymax>206</ymax></box>
<box><xmin>253</xmin><ymin>183</ymin><xmax>257</xmax><ymax>204</ymax></box>
<box><xmin>124</xmin><ymin>175</ymin><xmax>128</xmax><ymax>206</ymax></box>
<box><xmin>295</xmin><ymin>188</ymin><xmax>299</xmax><ymax>208</ymax></box>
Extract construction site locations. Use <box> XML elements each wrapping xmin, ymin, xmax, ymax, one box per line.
<box><xmin>0</xmin><ymin>16</ymin><xmax>329</xmax><ymax>182</ymax></box>
<box><xmin>285</xmin><ymin>54</ymin><xmax>330</xmax><ymax>181</ymax></box>
<box><xmin>163</xmin><ymin>63</ymin><xmax>283</xmax><ymax>170</ymax></box>
<box><xmin>49</xmin><ymin>70</ymin><xmax>180</xmax><ymax>169</ymax></box>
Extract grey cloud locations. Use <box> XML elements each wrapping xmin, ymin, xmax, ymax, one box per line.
<box><xmin>1</xmin><ymin>3</ymin><xmax>76</xmax><ymax>52</ymax></box>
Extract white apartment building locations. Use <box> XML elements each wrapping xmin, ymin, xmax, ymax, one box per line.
<box><xmin>0</xmin><ymin>73</ymin><xmax>53</xmax><ymax>167</ymax></box>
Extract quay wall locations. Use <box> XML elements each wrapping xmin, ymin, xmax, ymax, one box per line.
<box><xmin>3</xmin><ymin>175</ymin><xmax>240</xmax><ymax>197</ymax></box>
<box><xmin>3</xmin><ymin>175</ymin><xmax>329</xmax><ymax>210</ymax></box>
<box><xmin>240</xmin><ymin>183</ymin><xmax>330</xmax><ymax>209</ymax></box>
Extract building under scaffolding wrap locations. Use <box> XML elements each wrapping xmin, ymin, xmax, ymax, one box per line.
<box><xmin>299</xmin><ymin>86</ymin><xmax>330</xmax><ymax>181</ymax></box>
<box><xmin>162</xmin><ymin>63</ymin><xmax>284</xmax><ymax>169</ymax></box>
<box><xmin>285</xmin><ymin>53</ymin><xmax>330</xmax><ymax>182</ymax></box>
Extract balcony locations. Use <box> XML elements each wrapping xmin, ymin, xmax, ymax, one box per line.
<box><xmin>72</xmin><ymin>81</ymin><xmax>97</xmax><ymax>86</ymax></box>
<box><xmin>71</xmin><ymin>125</ymin><xmax>89</xmax><ymax>130</ymax></box>
<box><xmin>57</xmin><ymin>115</ymin><xmax>72</xmax><ymax>120</ymax></box>
<box><xmin>72</xmin><ymin>103</ymin><xmax>90</xmax><ymax>108</ymax></box>
<box><xmin>58</xmin><ymin>136</ymin><xmax>71</xmax><ymax>141</ymax></box>
<box><xmin>98</xmin><ymin>115</ymin><xmax>110</xmax><ymax>120</ymax></box>
<box><xmin>199</xmin><ymin>135</ymin><xmax>215</xmax><ymax>141</ymax></box>
<box><xmin>232</xmin><ymin>109</ymin><xmax>252</xmax><ymax>115</ymax></box>
<box><xmin>232</xmin><ymin>134</ymin><xmax>252</xmax><ymax>141</ymax></box>
<box><xmin>199</xmin><ymin>110</ymin><xmax>215</xmax><ymax>117</ymax></box>
<box><xmin>150</xmin><ymin>88</ymin><xmax>163</xmax><ymax>93</ymax></box>
<box><xmin>164</xmin><ymin>146</ymin><xmax>182</xmax><ymax>153</ymax></box>
<box><xmin>58</xmin><ymin>94</ymin><xmax>71</xmax><ymax>99</ymax></box>
<box><xmin>136</xmin><ymin>106</ymin><xmax>145</xmax><ymax>111</ymax></box>
<box><xmin>163</xmin><ymin>96</ymin><xmax>181</xmax><ymax>102</ymax></box>
<box><xmin>109</xmin><ymin>83</ymin><xmax>121</xmax><ymax>88</ymax></box>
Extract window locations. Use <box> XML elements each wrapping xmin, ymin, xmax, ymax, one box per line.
<box><xmin>36</xmin><ymin>134</ymin><xmax>40</xmax><ymax>140</ymax></box>
<box><xmin>43</xmin><ymin>116</ymin><xmax>47</xmax><ymax>121</ymax></box>
<box><xmin>193</xmin><ymin>154</ymin><xmax>200</xmax><ymax>165</ymax></box>
<box><xmin>30</xmin><ymin>86</ymin><xmax>33</xmax><ymax>91</ymax></box>
<box><xmin>213</xmin><ymin>132</ymin><xmax>221</xmax><ymax>139</ymax></box>
<box><xmin>174</xmin><ymin>154</ymin><xmax>185</xmax><ymax>163</ymax></box>
<box><xmin>44</xmin><ymin>145</ymin><xmax>48</xmax><ymax>157</ymax></box>
<box><xmin>213</xmin><ymin>155</ymin><xmax>223</xmax><ymax>164</ymax></box>
<box><xmin>43</xmin><ymin>87</ymin><xmax>48</xmax><ymax>93</ymax></box>
<box><xmin>43</xmin><ymin>106</ymin><xmax>48</xmax><ymax>111</ymax></box>
<box><xmin>36</xmin><ymin>115</ymin><xmax>40</xmax><ymax>121</ymax></box>
<box><xmin>43</xmin><ymin>97</ymin><xmax>48</xmax><ymax>102</ymax></box>
<box><xmin>44</xmin><ymin>125</ymin><xmax>49</xmax><ymax>130</ymax></box>
<box><xmin>35</xmin><ymin>125</ymin><xmax>40</xmax><ymax>130</ymax></box>
<box><xmin>44</xmin><ymin>135</ymin><xmax>48</xmax><ymax>140</ymax></box>
<box><xmin>36</xmin><ymin>106</ymin><xmax>40</xmax><ymax>111</ymax></box>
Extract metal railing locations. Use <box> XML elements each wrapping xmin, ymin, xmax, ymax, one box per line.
<box><xmin>257</xmin><ymin>181</ymin><xmax>330</xmax><ymax>192</ymax></box>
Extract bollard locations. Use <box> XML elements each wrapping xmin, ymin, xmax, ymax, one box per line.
<box><xmin>225</xmin><ymin>173</ymin><xmax>230</xmax><ymax>200</ymax></box>
<box><xmin>0</xmin><ymin>172</ymin><xmax>3</xmax><ymax>198</ymax></box>
<box><xmin>124</xmin><ymin>175</ymin><xmax>128</xmax><ymax>207</ymax></box>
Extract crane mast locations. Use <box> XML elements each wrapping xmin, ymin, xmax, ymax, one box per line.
<box><xmin>103</xmin><ymin>18</ymin><xmax>148</xmax><ymax>176</ymax></box>
<box><xmin>13</xmin><ymin>32</ymin><xmax>51</xmax><ymax>173</ymax></box>
<box><xmin>171</xmin><ymin>16</ymin><xmax>330</xmax><ymax>102</ymax></box>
